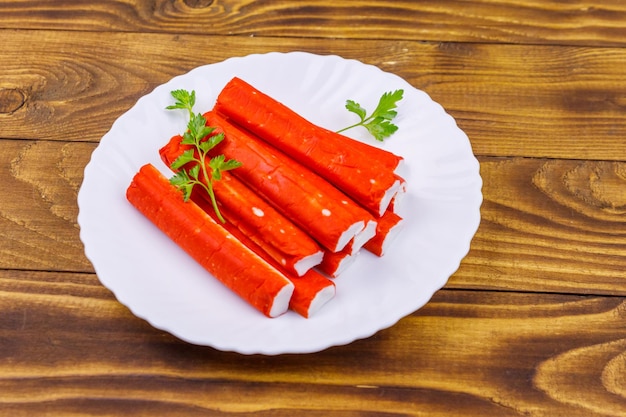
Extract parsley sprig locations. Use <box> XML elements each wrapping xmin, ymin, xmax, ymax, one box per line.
<box><xmin>166</xmin><ymin>89</ymin><xmax>242</xmax><ymax>223</ymax></box>
<box><xmin>337</xmin><ymin>89</ymin><xmax>404</xmax><ymax>141</ymax></box>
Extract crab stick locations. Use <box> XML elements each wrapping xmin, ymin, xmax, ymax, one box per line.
<box><xmin>351</xmin><ymin>218</ymin><xmax>378</xmax><ymax>255</ymax></box>
<box><xmin>363</xmin><ymin>210</ymin><xmax>405</xmax><ymax>257</ymax></box>
<box><xmin>288</xmin><ymin>269</ymin><xmax>336</xmax><ymax>318</ymax></box>
<box><xmin>178</xmin><ymin>113</ymin><xmax>378</xmax><ymax>256</ymax></box>
<box><xmin>318</xmin><ymin>244</ymin><xmax>359</xmax><ymax>278</ymax></box>
<box><xmin>321</xmin><ymin>210</ymin><xmax>404</xmax><ymax>276</ymax></box>
<box><xmin>126</xmin><ymin>163</ymin><xmax>294</xmax><ymax>318</ymax></box>
<box><xmin>160</xmin><ymin>137</ymin><xmax>324</xmax><ymax>276</ymax></box>
<box><xmin>214</xmin><ymin>77</ymin><xmax>404</xmax><ymax>216</ymax></box>
<box><xmin>203</xmin><ymin>111</ymin><xmax>368</xmax><ymax>253</ymax></box>
<box><xmin>224</xmin><ymin>211</ymin><xmax>322</xmax><ymax>277</ymax></box>
<box><xmin>193</xmin><ymin>191</ymin><xmax>335</xmax><ymax>318</ymax></box>
<box><xmin>215</xmin><ymin>77</ymin><xmax>404</xmax><ymax>172</ymax></box>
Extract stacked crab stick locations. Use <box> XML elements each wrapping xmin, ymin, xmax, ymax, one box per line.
<box><xmin>363</xmin><ymin>209</ymin><xmax>404</xmax><ymax>257</ymax></box>
<box><xmin>209</xmin><ymin>77</ymin><xmax>407</xmax><ymax>267</ymax></box>
<box><xmin>128</xmin><ymin>77</ymin><xmax>407</xmax><ymax>318</ymax></box>
<box><xmin>160</xmin><ymin>140</ymin><xmax>324</xmax><ymax>277</ymax></box>
<box><xmin>192</xmin><ymin>191</ymin><xmax>335</xmax><ymax>318</ymax></box>
<box><xmin>208</xmin><ymin>111</ymin><xmax>379</xmax><ymax>254</ymax></box>
<box><xmin>162</xmin><ymin>127</ymin><xmax>375</xmax><ymax>280</ymax></box>
<box><xmin>318</xmin><ymin>241</ymin><xmax>359</xmax><ymax>278</ymax></box>
<box><xmin>201</xmin><ymin>111</ymin><xmax>373</xmax><ymax>253</ymax></box>
<box><xmin>214</xmin><ymin>77</ymin><xmax>405</xmax><ymax>217</ymax></box>
<box><xmin>126</xmin><ymin>164</ymin><xmax>295</xmax><ymax>318</ymax></box>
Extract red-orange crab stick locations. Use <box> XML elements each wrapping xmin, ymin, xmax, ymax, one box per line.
<box><xmin>126</xmin><ymin>163</ymin><xmax>294</xmax><ymax>318</ymax></box>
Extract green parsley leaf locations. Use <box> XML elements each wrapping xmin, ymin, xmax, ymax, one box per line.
<box><xmin>181</xmin><ymin>131</ymin><xmax>195</xmax><ymax>145</ymax></box>
<box><xmin>166</xmin><ymin>89</ymin><xmax>196</xmax><ymax>118</ymax></box>
<box><xmin>344</xmin><ymin>100</ymin><xmax>367</xmax><ymax>121</ymax></box>
<box><xmin>165</xmin><ymin>89</ymin><xmax>242</xmax><ymax>223</ymax></box>
<box><xmin>365</xmin><ymin>117</ymin><xmax>399</xmax><ymax>140</ymax></box>
<box><xmin>188</xmin><ymin>164</ymin><xmax>200</xmax><ymax>181</ymax></box>
<box><xmin>337</xmin><ymin>89</ymin><xmax>404</xmax><ymax>141</ymax></box>
<box><xmin>188</xmin><ymin>113</ymin><xmax>209</xmax><ymax>139</ymax></box>
<box><xmin>209</xmin><ymin>154</ymin><xmax>243</xmax><ymax>181</ymax></box>
<box><xmin>169</xmin><ymin>170</ymin><xmax>193</xmax><ymax>201</ymax></box>
<box><xmin>170</xmin><ymin>148</ymin><xmax>196</xmax><ymax>170</ymax></box>
<box><xmin>208</xmin><ymin>155</ymin><xmax>226</xmax><ymax>181</ymax></box>
<box><xmin>221</xmin><ymin>159</ymin><xmax>244</xmax><ymax>171</ymax></box>
<box><xmin>201</xmin><ymin>132</ymin><xmax>225</xmax><ymax>153</ymax></box>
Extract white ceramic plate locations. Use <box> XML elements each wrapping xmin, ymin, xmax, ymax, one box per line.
<box><xmin>77</xmin><ymin>52</ymin><xmax>482</xmax><ymax>355</ymax></box>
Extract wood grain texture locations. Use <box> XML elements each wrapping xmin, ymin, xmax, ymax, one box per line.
<box><xmin>0</xmin><ymin>140</ymin><xmax>94</xmax><ymax>271</ymax></box>
<box><xmin>451</xmin><ymin>157</ymin><xmax>626</xmax><ymax>295</ymax></box>
<box><xmin>1</xmin><ymin>0</ymin><xmax>626</xmax><ymax>47</ymax></box>
<box><xmin>0</xmin><ymin>271</ymin><xmax>624</xmax><ymax>416</ymax></box>
<box><xmin>1</xmin><ymin>2</ymin><xmax>625</xmax><ymax>414</ymax></box>
<box><xmin>2</xmin><ymin>30</ymin><xmax>626</xmax><ymax>161</ymax></box>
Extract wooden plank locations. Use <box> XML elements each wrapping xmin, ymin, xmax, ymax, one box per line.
<box><xmin>0</xmin><ymin>140</ymin><xmax>94</xmax><ymax>272</ymax></box>
<box><xmin>1</xmin><ymin>1</ymin><xmax>626</xmax><ymax>47</ymax></box>
<box><xmin>2</xmin><ymin>30</ymin><xmax>626</xmax><ymax>161</ymax></box>
<box><xmin>0</xmin><ymin>271</ymin><xmax>624</xmax><ymax>416</ymax></box>
<box><xmin>2</xmin><ymin>140</ymin><xmax>625</xmax><ymax>295</ymax></box>
<box><xmin>451</xmin><ymin>156</ymin><xmax>626</xmax><ymax>296</ymax></box>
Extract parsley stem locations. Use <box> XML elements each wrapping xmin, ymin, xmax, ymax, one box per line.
<box><xmin>336</xmin><ymin>119</ymin><xmax>370</xmax><ymax>134</ymax></box>
<box><xmin>166</xmin><ymin>89</ymin><xmax>241</xmax><ymax>224</ymax></box>
<box><xmin>197</xmin><ymin>145</ymin><xmax>226</xmax><ymax>223</ymax></box>
<box><xmin>205</xmin><ymin>185</ymin><xmax>224</xmax><ymax>223</ymax></box>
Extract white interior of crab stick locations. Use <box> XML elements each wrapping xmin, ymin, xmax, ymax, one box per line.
<box><xmin>294</xmin><ymin>251</ymin><xmax>325</xmax><ymax>277</ymax></box>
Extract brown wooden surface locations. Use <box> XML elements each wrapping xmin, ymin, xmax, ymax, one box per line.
<box><xmin>1</xmin><ymin>1</ymin><xmax>625</xmax><ymax>416</ymax></box>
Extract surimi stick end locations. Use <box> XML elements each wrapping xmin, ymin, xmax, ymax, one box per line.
<box><xmin>364</xmin><ymin>211</ymin><xmax>405</xmax><ymax>257</ymax></box>
<box><xmin>294</xmin><ymin>251</ymin><xmax>325</xmax><ymax>277</ymax></box>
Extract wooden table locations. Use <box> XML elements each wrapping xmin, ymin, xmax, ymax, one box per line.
<box><xmin>2</xmin><ymin>2</ymin><xmax>625</xmax><ymax>415</ymax></box>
